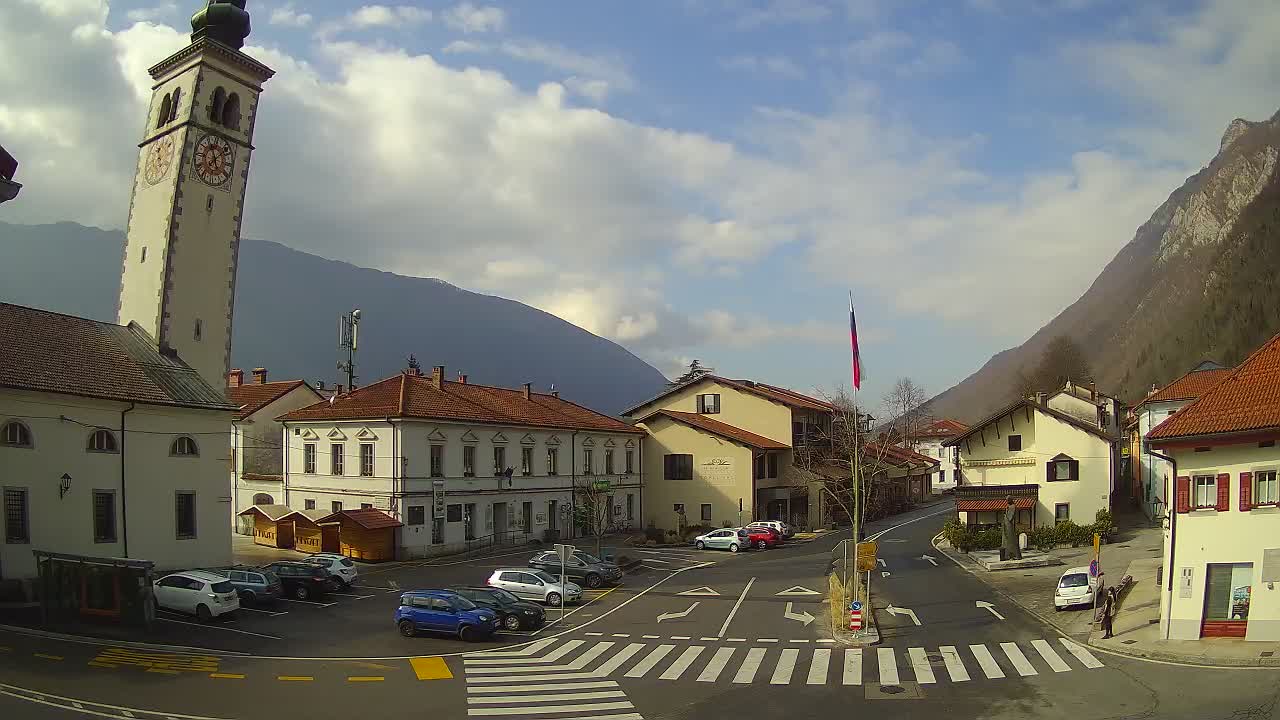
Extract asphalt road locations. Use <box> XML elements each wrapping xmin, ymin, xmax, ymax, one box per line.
<box><xmin>2</xmin><ymin>502</ymin><xmax>1278</xmax><ymax>720</ymax></box>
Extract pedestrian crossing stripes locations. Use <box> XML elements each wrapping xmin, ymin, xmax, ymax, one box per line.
<box><xmin>461</xmin><ymin>636</ymin><xmax>1104</xmax><ymax>691</ymax></box>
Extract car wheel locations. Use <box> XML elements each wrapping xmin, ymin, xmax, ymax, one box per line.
<box><xmin>196</xmin><ymin>604</ymin><xmax>212</xmax><ymax>622</ymax></box>
<box><xmin>243</xmin><ymin>591</ymin><xmax>257</xmax><ymax>605</ymax></box>
<box><xmin>460</xmin><ymin>625</ymin><xmax>478</xmax><ymax>643</ymax></box>
<box><xmin>399</xmin><ymin>620</ymin><xmax>416</xmax><ymax>638</ymax></box>
<box><xmin>584</xmin><ymin>573</ymin><xmax>602</xmax><ymax>589</ymax></box>
<box><xmin>757</xmin><ymin>540</ymin><xmax>767</xmax><ymax>550</ymax></box>
<box><xmin>547</xmin><ymin>592</ymin><xmax>562</xmax><ymax>607</ymax></box>
<box><xmin>1054</xmin><ymin>605</ymin><xmax>1062</xmax><ymax>612</ymax></box>
<box><xmin>729</xmin><ymin>543</ymin><xmax>739</xmax><ymax>553</ymax></box>
<box><xmin>294</xmin><ymin>585</ymin><xmax>310</xmax><ymax>601</ymax></box>
<box><xmin>695</xmin><ymin>541</ymin><xmax>705</xmax><ymax>550</ymax></box>
<box><xmin>503</xmin><ymin>615</ymin><xmax>522</xmax><ymax>631</ymax></box>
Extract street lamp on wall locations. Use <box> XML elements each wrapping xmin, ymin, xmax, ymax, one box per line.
<box><xmin>59</xmin><ymin>473</ymin><xmax>72</xmax><ymax>499</ymax></box>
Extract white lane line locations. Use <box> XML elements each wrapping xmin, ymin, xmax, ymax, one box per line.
<box><xmin>1031</xmin><ymin>639</ymin><xmax>1071</xmax><ymax>673</ymax></box>
<box><xmin>670</xmin><ymin>636</ymin><xmax>691</xmax><ymax>641</ymax></box>
<box><xmin>1058</xmin><ymin>638</ymin><xmax>1104</xmax><ymax>669</ymax></box>
<box><xmin>789</xmin><ymin>639</ymin><xmax>810</xmax><ymax>644</ymax></box>
<box><xmin>467</xmin><ymin>672</ymin><xmax>599</xmax><ymax>684</ymax></box>
<box><xmin>465</xmin><ymin>640</ymin><xmax>584</xmax><ymax>665</ymax></box>
<box><xmin>235</xmin><ymin>607</ymin><xmax>288</xmax><ymax>617</ymax></box>
<box><xmin>877</xmin><ymin>648</ymin><xmax>899</xmax><ymax>686</ymax></box>
<box><xmin>758</xmin><ymin>638</ymin><xmax>778</xmax><ymax>643</ymax></box>
<box><xmin>467</xmin><ymin>701</ymin><xmax>635</xmax><ymax>716</ymax></box>
<box><xmin>155</xmin><ymin>618</ymin><xmax>281</xmax><ymax>640</ymax></box>
<box><xmin>642</xmin><ymin>635</ymin><xmax>659</xmax><ymax>640</ymax></box>
<box><xmin>659</xmin><ymin>646</ymin><xmax>705</xmax><ymax>680</ymax></box>
<box><xmin>640</xmin><ymin>558</ymin><xmax>671</xmax><ymax>564</ymax></box>
<box><xmin>843</xmin><ymin>648</ymin><xmax>862</xmax><ymax>685</ymax></box>
<box><xmin>611</xmin><ymin>634</ymin><xmax>630</xmax><ymax>638</ymax></box>
<box><xmin>970</xmin><ymin>644</ymin><xmax>1005</xmax><ymax>679</ymax></box>
<box><xmin>938</xmin><ymin>645</ymin><xmax>970</xmax><ymax>682</ymax></box>
<box><xmin>468</xmin><ymin>690</ymin><xmax>628</xmax><ymax>704</ymax></box>
<box><xmin>698</xmin><ymin>647</ymin><xmax>736</xmax><ymax>682</ymax></box>
<box><xmin>699</xmin><ymin>637</ymin><xmax>719</xmax><ymax>641</ymax></box>
<box><xmin>816</xmin><ymin>639</ymin><xmax>835</xmax><ymax>644</ymax></box>
<box><xmin>465</xmin><ymin>638</ymin><xmax>558</xmax><ymax>658</ymax></box>
<box><xmin>717</xmin><ymin>577</ymin><xmax>756</xmax><ymax>638</ymax></box>
<box><xmin>727</xmin><ymin>638</ymin><xmax>746</xmax><ymax>643</ymax></box>
<box><xmin>275</xmin><ymin>598</ymin><xmax>338</xmax><ymax>608</ymax></box>
<box><xmin>1000</xmin><ymin>642</ymin><xmax>1037</xmax><ymax>677</ymax></box>
<box><xmin>806</xmin><ymin>648</ymin><xmax>831</xmax><ymax>685</ymax></box>
<box><xmin>770</xmin><ymin>648</ymin><xmax>799</xmax><ymax>685</ymax></box>
<box><xmin>907</xmin><ymin>647</ymin><xmax>936</xmax><ymax>684</ymax></box>
<box><xmin>468</xmin><ymin>681</ymin><xmax>618</xmax><ymax>693</ymax></box>
<box><xmin>624</xmin><ymin>645</ymin><xmax>675</xmax><ymax>678</ymax></box>
<box><xmin>329</xmin><ymin>592</ymin><xmax>375</xmax><ymax>599</ymax></box>
<box><xmin>585</xmin><ymin>632</ymin><xmax>604</xmax><ymax>637</ymax></box>
<box><xmin>733</xmin><ymin>648</ymin><xmax>767</xmax><ymax>684</ymax></box>
<box><xmin>594</xmin><ymin>643</ymin><xmax>646</xmax><ymax>677</ymax></box>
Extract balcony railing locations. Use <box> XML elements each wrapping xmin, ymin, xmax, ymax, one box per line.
<box><xmin>954</xmin><ymin>483</ymin><xmax>1039</xmax><ymax>501</ymax></box>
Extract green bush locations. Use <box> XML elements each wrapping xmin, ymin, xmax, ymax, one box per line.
<box><xmin>1028</xmin><ymin>525</ymin><xmax>1057</xmax><ymax>552</ymax></box>
<box><xmin>643</xmin><ymin>525</ymin><xmax>665</xmax><ymax>544</ymax></box>
<box><xmin>1054</xmin><ymin>520</ymin><xmax>1091</xmax><ymax>547</ymax></box>
<box><xmin>941</xmin><ymin>518</ymin><xmax>975</xmax><ymax>552</ymax></box>
<box><xmin>973</xmin><ymin>527</ymin><xmax>1003</xmax><ymax>551</ymax></box>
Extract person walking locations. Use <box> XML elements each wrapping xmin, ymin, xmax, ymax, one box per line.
<box><xmin>1100</xmin><ymin>586</ymin><xmax>1117</xmax><ymax>639</ymax></box>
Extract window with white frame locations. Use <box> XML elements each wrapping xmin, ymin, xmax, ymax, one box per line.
<box><xmin>1193</xmin><ymin>474</ymin><xmax>1217</xmax><ymax>509</ymax></box>
<box><xmin>697</xmin><ymin>393</ymin><xmax>720</xmax><ymax>414</ymax></box>
<box><xmin>547</xmin><ymin>448</ymin><xmax>559</xmax><ymax>475</ymax></box>
<box><xmin>625</xmin><ymin>450</ymin><xmax>634</xmax><ymax>474</ymax></box>
<box><xmin>1</xmin><ymin>421</ymin><xmax>32</xmax><ymax>448</ymax></box>
<box><xmin>304</xmin><ymin>443</ymin><xmax>316</xmax><ymax>473</ymax></box>
<box><xmin>360</xmin><ymin>443</ymin><xmax>374</xmax><ymax>477</ymax></box>
<box><xmin>1254</xmin><ymin>470</ymin><xmax>1278</xmax><ymax>505</ymax></box>
<box><xmin>87</xmin><ymin>429</ymin><xmax>118</xmax><ymax>453</ymax></box>
<box><xmin>331</xmin><ymin>443</ymin><xmax>344</xmax><ymax>475</ymax></box>
<box><xmin>171</xmin><ymin>435</ymin><xmax>199</xmax><ymax>456</ymax></box>
<box><xmin>493</xmin><ymin>446</ymin><xmax>505</xmax><ymax>475</ymax></box>
<box><xmin>463</xmin><ymin>445</ymin><xmax>475</xmax><ymax>477</ymax></box>
<box><xmin>430</xmin><ymin>445</ymin><xmax>444</xmax><ymax>477</ymax></box>
<box><xmin>604</xmin><ymin>449</ymin><xmax>614</xmax><ymax>475</ymax></box>
<box><xmin>583</xmin><ymin>449</ymin><xmax>594</xmax><ymax>475</ymax></box>
<box><xmin>521</xmin><ymin>447</ymin><xmax>533</xmax><ymax>476</ymax></box>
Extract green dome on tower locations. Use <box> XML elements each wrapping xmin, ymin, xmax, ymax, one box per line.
<box><xmin>191</xmin><ymin>0</ymin><xmax>251</xmax><ymax>50</ymax></box>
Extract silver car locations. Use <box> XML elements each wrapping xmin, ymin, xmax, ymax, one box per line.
<box><xmin>487</xmin><ymin>568</ymin><xmax>583</xmax><ymax>606</ymax></box>
<box><xmin>694</xmin><ymin>528</ymin><xmax>749</xmax><ymax>552</ymax></box>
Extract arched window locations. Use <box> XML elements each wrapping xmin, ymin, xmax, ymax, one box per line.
<box><xmin>157</xmin><ymin>93</ymin><xmax>172</xmax><ymax>129</ymax></box>
<box><xmin>167</xmin><ymin>87</ymin><xmax>182</xmax><ymax>124</ymax></box>
<box><xmin>171</xmin><ymin>435</ymin><xmax>199</xmax><ymax>457</ymax></box>
<box><xmin>88</xmin><ymin>429</ymin><xmax>118</xmax><ymax>453</ymax></box>
<box><xmin>221</xmin><ymin>92</ymin><xmax>241</xmax><ymax>130</ymax></box>
<box><xmin>253</xmin><ymin>493</ymin><xmax>274</xmax><ymax>505</ymax></box>
<box><xmin>209</xmin><ymin>87</ymin><xmax>226</xmax><ymax>124</ymax></box>
<box><xmin>2</xmin><ymin>421</ymin><xmax>33</xmax><ymax>448</ymax></box>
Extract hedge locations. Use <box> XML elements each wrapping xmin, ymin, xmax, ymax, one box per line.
<box><xmin>943</xmin><ymin>507</ymin><xmax>1116</xmax><ymax>553</ymax></box>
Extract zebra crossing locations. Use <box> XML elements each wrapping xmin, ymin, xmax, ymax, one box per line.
<box><xmin>462</xmin><ymin>635</ymin><xmax>1105</xmax><ymax>701</ymax></box>
<box><xmin>463</xmin><ymin>638</ymin><xmax>641</xmax><ymax>720</ymax></box>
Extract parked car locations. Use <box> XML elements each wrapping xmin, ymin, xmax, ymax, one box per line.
<box><xmin>208</xmin><ymin>567</ymin><xmax>282</xmax><ymax>605</ymax></box>
<box><xmin>153</xmin><ymin>570</ymin><xmax>240</xmax><ymax>621</ymax></box>
<box><xmin>1054</xmin><ymin>566</ymin><xmax>1099</xmax><ymax>610</ymax></box>
<box><xmin>744</xmin><ymin>525</ymin><xmax>781</xmax><ymax>550</ymax></box>
<box><xmin>395</xmin><ymin>590</ymin><xmax>499</xmax><ymax>641</ymax></box>
<box><xmin>450</xmin><ymin>585</ymin><xmax>546</xmax><ymax>631</ymax></box>
<box><xmin>260</xmin><ymin>561</ymin><xmax>334</xmax><ymax>600</ymax></box>
<box><xmin>693</xmin><ymin>528</ymin><xmax>749</xmax><ymax>552</ymax></box>
<box><xmin>487</xmin><ymin>568</ymin><xmax>583</xmax><ymax>606</ymax></box>
<box><xmin>305</xmin><ymin>554</ymin><xmax>358</xmax><ymax>588</ymax></box>
<box><xmin>528</xmin><ymin>551</ymin><xmax>622</xmax><ymax>589</ymax></box>
<box><xmin>747</xmin><ymin>520</ymin><xmax>793</xmax><ymax>539</ymax></box>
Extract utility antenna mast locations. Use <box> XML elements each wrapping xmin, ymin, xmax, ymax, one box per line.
<box><xmin>337</xmin><ymin>308</ymin><xmax>361</xmax><ymax>391</ymax></box>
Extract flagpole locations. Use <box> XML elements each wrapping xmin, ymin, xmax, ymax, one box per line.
<box><xmin>848</xmin><ymin>291</ymin><xmax>862</xmax><ymax>629</ymax></box>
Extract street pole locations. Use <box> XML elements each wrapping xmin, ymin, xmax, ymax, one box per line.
<box><xmin>850</xmin><ymin>389</ymin><xmax>861</xmax><ymax>626</ymax></box>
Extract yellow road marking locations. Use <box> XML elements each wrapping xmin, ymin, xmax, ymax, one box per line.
<box><xmin>34</xmin><ymin>654</ymin><xmax>63</xmax><ymax>661</ymax></box>
<box><xmin>88</xmin><ymin>662</ymin><xmax>117</xmax><ymax>669</ymax></box>
<box><xmin>409</xmin><ymin>656</ymin><xmax>453</xmax><ymax>680</ymax></box>
<box><xmin>347</xmin><ymin>676</ymin><xmax>385</xmax><ymax>682</ymax></box>
<box><xmin>209</xmin><ymin>673</ymin><xmax>245</xmax><ymax>679</ymax></box>
<box><xmin>146</xmin><ymin>668</ymin><xmax>179</xmax><ymax>675</ymax></box>
<box><xmin>93</xmin><ymin>647</ymin><xmax>219</xmax><ymax>674</ymax></box>
<box><xmin>277</xmin><ymin>676</ymin><xmax>314</xmax><ymax>681</ymax></box>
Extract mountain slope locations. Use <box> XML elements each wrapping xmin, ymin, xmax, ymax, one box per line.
<box><xmin>0</xmin><ymin>221</ymin><xmax>668</xmax><ymax>414</ymax></box>
<box><xmin>930</xmin><ymin>110</ymin><xmax>1280</xmax><ymax>421</ymax></box>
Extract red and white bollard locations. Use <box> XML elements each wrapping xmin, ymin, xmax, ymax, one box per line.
<box><xmin>848</xmin><ymin>609</ymin><xmax>863</xmax><ymax>631</ymax></box>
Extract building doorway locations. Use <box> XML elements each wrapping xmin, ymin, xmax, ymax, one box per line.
<box><xmin>493</xmin><ymin>502</ymin><xmax>508</xmax><ymax>539</ymax></box>
<box><xmin>1202</xmin><ymin>562</ymin><xmax>1252</xmax><ymax>637</ymax></box>
<box><xmin>464</xmin><ymin>503</ymin><xmax>477</xmax><ymax>541</ymax></box>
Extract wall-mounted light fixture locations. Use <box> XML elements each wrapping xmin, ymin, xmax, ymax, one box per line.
<box><xmin>59</xmin><ymin>473</ymin><xmax>72</xmax><ymax>499</ymax></box>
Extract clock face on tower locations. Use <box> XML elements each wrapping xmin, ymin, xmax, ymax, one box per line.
<box><xmin>143</xmin><ymin>135</ymin><xmax>175</xmax><ymax>185</ymax></box>
<box><xmin>193</xmin><ymin>134</ymin><xmax>235</xmax><ymax>187</ymax></box>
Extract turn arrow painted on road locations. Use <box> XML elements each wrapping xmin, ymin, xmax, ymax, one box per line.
<box><xmin>657</xmin><ymin>602</ymin><xmax>700</xmax><ymax>623</ymax></box>
<box><xmin>783</xmin><ymin>602</ymin><xmax>815</xmax><ymax>626</ymax></box>
<box><xmin>976</xmin><ymin>601</ymin><xmax>1005</xmax><ymax>620</ymax></box>
<box><xmin>885</xmin><ymin>604</ymin><xmax>921</xmax><ymax>626</ymax></box>
<box><xmin>920</xmin><ymin>554</ymin><xmax>938</xmax><ymax>566</ymax></box>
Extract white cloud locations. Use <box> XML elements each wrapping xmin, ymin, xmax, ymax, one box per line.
<box><xmin>347</xmin><ymin>5</ymin><xmax>431</xmax><ymax>29</ymax></box>
<box><xmin>443</xmin><ymin>39</ymin><xmax>488</xmax><ymax>54</ymax></box>
<box><xmin>719</xmin><ymin>54</ymin><xmax>805</xmax><ymax>78</ymax></box>
<box><xmin>269</xmin><ymin>3</ymin><xmax>312</xmax><ymax>27</ymax></box>
<box><xmin>125</xmin><ymin>2</ymin><xmax>177</xmax><ymax>22</ymax></box>
<box><xmin>831</xmin><ymin>32</ymin><xmax>969</xmax><ymax>76</ymax></box>
<box><xmin>733</xmin><ymin>0</ymin><xmax>832</xmax><ymax>30</ymax></box>
<box><xmin>498</xmin><ymin>40</ymin><xmax>633</xmax><ymax>94</ymax></box>
<box><xmin>443</xmin><ymin>2</ymin><xmax>506</xmax><ymax>33</ymax></box>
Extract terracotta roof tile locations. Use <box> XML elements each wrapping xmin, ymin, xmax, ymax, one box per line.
<box><xmin>1141</xmin><ymin>368</ymin><xmax>1234</xmax><ymax>405</ymax></box>
<box><xmin>0</xmin><ymin>302</ymin><xmax>235</xmax><ymax>410</ymax></box>
<box><xmin>227</xmin><ymin>380</ymin><xmax>315</xmax><ymax>420</ymax></box>
<box><xmin>1149</xmin><ymin>333</ymin><xmax>1280</xmax><ymax>440</ymax></box>
<box><xmin>865</xmin><ymin>441</ymin><xmax>940</xmax><ymax>468</ymax></box>
<box><xmin>910</xmin><ymin>418</ymin><xmax>970</xmax><ymax>439</ymax></box>
<box><xmin>641</xmin><ymin>410</ymin><xmax>789</xmax><ymax>450</ymax></box>
<box><xmin>943</xmin><ymin>398</ymin><xmax>1117</xmax><ymax>446</ymax></box>
<box><xmin>316</xmin><ymin>508</ymin><xmax>403</xmax><ymax>529</ymax></box>
<box><xmin>278</xmin><ymin>373</ymin><xmax>643</xmax><ymax>434</ymax></box>
<box><xmin>622</xmin><ymin>375</ymin><xmax>833</xmax><ymax>416</ymax></box>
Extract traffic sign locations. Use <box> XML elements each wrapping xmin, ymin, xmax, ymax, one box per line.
<box><xmin>554</xmin><ymin>543</ymin><xmax>576</xmax><ymax>564</ymax></box>
<box><xmin>850</xmin><ymin>600</ymin><xmax>863</xmax><ymax>611</ymax></box>
<box><xmin>591</xmin><ymin>479</ymin><xmax>611</xmax><ymax>491</ymax></box>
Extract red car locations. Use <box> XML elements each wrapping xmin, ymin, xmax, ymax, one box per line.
<box><xmin>743</xmin><ymin>526</ymin><xmax>780</xmax><ymax>550</ymax></box>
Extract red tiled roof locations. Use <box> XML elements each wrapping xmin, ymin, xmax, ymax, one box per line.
<box><xmin>865</xmin><ymin>441</ymin><xmax>940</xmax><ymax>469</ymax></box>
<box><xmin>1149</xmin><ymin>333</ymin><xmax>1280</xmax><ymax>440</ymax></box>
<box><xmin>943</xmin><ymin>398</ymin><xmax>1117</xmax><ymax>446</ymax></box>
<box><xmin>910</xmin><ymin>418</ymin><xmax>970</xmax><ymax>439</ymax></box>
<box><xmin>956</xmin><ymin>497</ymin><xmax>1036</xmax><ymax>512</ymax></box>
<box><xmin>622</xmin><ymin>375</ymin><xmax>833</xmax><ymax>416</ymax></box>
<box><xmin>227</xmin><ymin>380</ymin><xmax>316</xmax><ymax>420</ymax></box>
<box><xmin>1141</xmin><ymin>368</ymin><xmax>1234</xmax><ymax>406</ymax></box>
<box><xmin>0</xmin><ymin>302</ymin><xmax>235</xmax><ymax>410</ymax></box>
<box><xmin>278</xmin><ymin>373</ymin><xmax>643</xmax><ymax>434</ymax></box>
<box><xmin>639</xmin><ymin>410</ymin><xmax>789</xmax><ymax>450</ymax></box>
<box><xmin>316</xmin><ymin>508</ymin><xmax>403</xmax><ymax>530</ymax></box>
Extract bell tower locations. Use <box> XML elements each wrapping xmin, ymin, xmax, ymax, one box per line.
<box><xmin>117</xmin><ymin>0</ymin><xmax>274</xmax><ymax>391</ymax></box>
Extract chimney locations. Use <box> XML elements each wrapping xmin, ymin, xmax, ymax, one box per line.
<box><xmin>431</xmin><ymin>366</ymin><xmax>444</xmax><ymax>390</ymax></box>
<box><xmin>551</xmin><ymin>391</ymin><xmax>559</xmax><ymax>399</ymax></box>
<box><xmin>252</xmin><ymin>367</ymin><xmax>268</xmax><ymax>384</ymax></box>
<box><xmin>1033</xmin><ymin>392</ymin><xmax>1044</xmax><ymax>405</ymax></box>
<box><xmin>228</xmin><ymin>369</ymin><xmax>244</xmax><ymax>387</ymax></box>
<box><xmin>336</xmin><ymin>384</ymin><xmax>344</xmax><ymax>395</ymax></box>
<box><xmin>316</xmin><ymin>380</ymin><xmax>325</xmax><ymax>390</ymax></box>
<box><xmin>522</xmin><ymin>382</ymin><xmax>532</xmax><ymax>400</ymax></box>
<box><xmin>1089</xmin><ymin>381</ymin><xmax>1096</xmax><ymax>401</ymax></box>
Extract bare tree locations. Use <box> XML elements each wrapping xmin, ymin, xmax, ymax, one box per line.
<box><xmin>881</xmin><ymin>377</ymin><xmax>931</xmax><ymax>451</ymax></box>
<box><xmin>573</xmin><ymin>477</ymin><xmax>613</xmax><ymax>556</ymax></box>
<box><xmin>812</xmin><ymin>387</ymin><xmax>910</xmax><ymax>530</ymax></box>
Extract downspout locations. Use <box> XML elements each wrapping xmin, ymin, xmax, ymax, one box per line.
<box><xmin>120</xmin><ymin>402</ymin><xmax>135</xmax><ymax>557</ymax></box>
<box><xmin>1149</xmin><ymin>448</ymin><xmax>1177</xmax><ymax>640</ymax></box>
<box><xmin>281</xmin><ymin>422</ymin><xmax>289</xmax><ymax>506</ymax></box>
<box><xmin>570</xmin><ymin>430</ymin><xmax>578</xmax><ymax>540</ymax></box>
<box><xmin>637</xmin><ymin>434</ymin><xmax>643</xmax><ymax>530</ymax></box>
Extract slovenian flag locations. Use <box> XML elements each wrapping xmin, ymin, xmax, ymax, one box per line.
<box><xmin>849</xmin><ymin>292</ymin><xmax>862</xmax><ymax>390</ymax></box>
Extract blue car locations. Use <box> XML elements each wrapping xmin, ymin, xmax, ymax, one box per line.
<box><xmin>395</xmin><ymin>589</ymin><xmax>499</xmax><ymax>642</ymax></box>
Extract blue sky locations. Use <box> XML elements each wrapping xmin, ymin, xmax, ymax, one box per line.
<box><xmin>4</xmin><ymin>0</ymin><xmax>1279</xmax><ymax>411</ymax></box>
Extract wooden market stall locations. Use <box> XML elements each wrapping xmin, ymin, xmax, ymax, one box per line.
<box><xmin>314</xmin><ymin>509</ymin><xmax>402</xmax><ymax>562</ymax></box>
<box><xmin>237</xmin><ymin>504</ymin><xmax>295</xmax><ymax>548</ymax></box>
<box><xmin>279</xmin><ymin>508</ymin><xmax>328</xmax><ymax>554</ymax></box>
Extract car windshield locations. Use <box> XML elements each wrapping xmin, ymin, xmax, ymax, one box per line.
<box><xmin>576</xmin><ymin>553</ymin><xmax>601</xmax><ymax>564</ymax></box>
<box><xmin>210</xmin><ymin>581</ymin><xmax>235</xmax><ymax>594</ymax></box>
<box><xmin>530</xmin><ymin>570</ymin><xmax>559</xmax><ymax>583</ymax></box>
<box><xmin>489</xmin><ymin>588</ymin><xmax>521</xmax><ymax>604</ymax></box>
<box><xmin>339</xmin><ymin>558</ymin><xmax>354</xmax><ymax>567</ymax></box>
<box><xmin>452</xmin><ymin>595</ymin><xmax>477</xmax><ymax>610</ymax></box>
<box><xmin>1059</xmin><ymin>573</ymin><xmax>1090</xmax><ymax>588</ymax></box>
<box><xmin>263</xmin><ymin>572</ymin><xmax>280</xmax><ymax>584</ymax></box>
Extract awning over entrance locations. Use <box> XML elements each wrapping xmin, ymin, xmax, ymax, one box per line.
<box><xmin>956</xmin><ymin>497</ymin><xmax>1036</xmax><ymax>512</ymax></box>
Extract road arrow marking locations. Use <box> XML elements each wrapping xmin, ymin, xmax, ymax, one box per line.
<box><xmin>776</xmin><ymin>586</ymin><xmax>821</xmax><ymax>596</ymax></box>
<box><xmin>976</xmin><ymin>601</ymin><xmax>1005</xmax><ymax>620</ymax></box>
<box><xmin>657</xmin><ymin>602</ymin><xmax>700</xmax><ymax>623</ymax></box>
<box><xmin>885</xmin><ymin>604</ymin><xmax>921</xmax><ymax>626</ymax></box>
<box><xmin>877</xmin><ymin>559</ymin><xmax>886</xmax><ymax>568</ymax></box>
<box><xmin>921</xmin><ymin>554</ymin><xmax>938</xmax><ymax>566</ymax></box>
<box><xmin>881</xmin><ymin>571</ymin><xmax>891</xmax><ymax>578</ymax></box>
<box><xmin>678</xmin><ymin>586</ymin><xmax>720</xmax><ymax>596</ymax></box>
<box><xmin>783</xmin><ymin>602</ymin><xmax>815</xmax><ymax>626</ymax></box>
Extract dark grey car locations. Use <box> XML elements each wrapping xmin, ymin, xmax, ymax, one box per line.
<box><xmin>208</xmin><ymin>567</ymin><xmax>282</xmax><ymax>604</ymax></box>
<box><xmin>528</xmin><ymin>551</ymin><xmax>622</xmax><ymax>589</ymax></box>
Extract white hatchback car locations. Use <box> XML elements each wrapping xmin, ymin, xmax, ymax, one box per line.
<box><xmin>153</xmin><ymin>570</ymin><xmax>240</xmax><ymax>621</ymax></box>
<box><xmin>487</xmin><ymin>568</ymin><xmax>583</xmax><ymax>606</ymax></box>
<box><xmin>1054</xmin><ymin>566</ymin><xmax>1098</xmax><ymax>610</ymax></box>
<box><xmin>306</xmin><ymin>554</ymin><xmax>358</xmax><ymax>588</ymax></box>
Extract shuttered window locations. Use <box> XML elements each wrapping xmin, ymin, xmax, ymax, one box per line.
<box><xmin>93</xmin><ymin>491</ymin><xmax>116</xmax><ymax>543</ymax></box>
<box><xmin>1192</xmin><ymin>475</ymin><xmax>1217</xmax><ymax>509</ymax></box>
<box><xmin>4</xmin><ymin>488</ymin><xmax>29</xmax><ymax>543</ymax></box>
<box><xmin>175</xmin><ymin>492</ymin><xmax>196</xmax><ymax>539</ymax></box>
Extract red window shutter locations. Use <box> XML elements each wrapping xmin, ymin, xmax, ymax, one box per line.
<box><xmin>1239</xmin><ymin>472</ymin><xmax>1252</xmax><ymax>511</ymax></box>
<box><xmin>1174</xmin><ymin>476</ymin><xmax>1191</xmax><ymax>513</ymax></box>
<box><xmin>1215</xmin><ymin>473</ymin><xmax>1231</xmax><ymax>511</ymax></box>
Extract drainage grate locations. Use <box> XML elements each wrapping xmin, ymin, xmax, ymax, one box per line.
<box><xmin>926</xmin><ymin>654</ymin><xmax>944</xmax><ymax>663</ymax></box>
<box><xmin>1122</xmin><ymin>640</ymin><xmax>1137</xmax><ymax>645</ymax></box>
<box><xmin>880</xmin><ymin>685</ymin><xmax>905</xmax><ymax>694</ymax></box>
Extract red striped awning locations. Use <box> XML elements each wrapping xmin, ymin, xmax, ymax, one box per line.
<box><xmin>955</xmin><ymin>497</ymin><xmax>1036</xmax><ymax>512</ymax></box>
